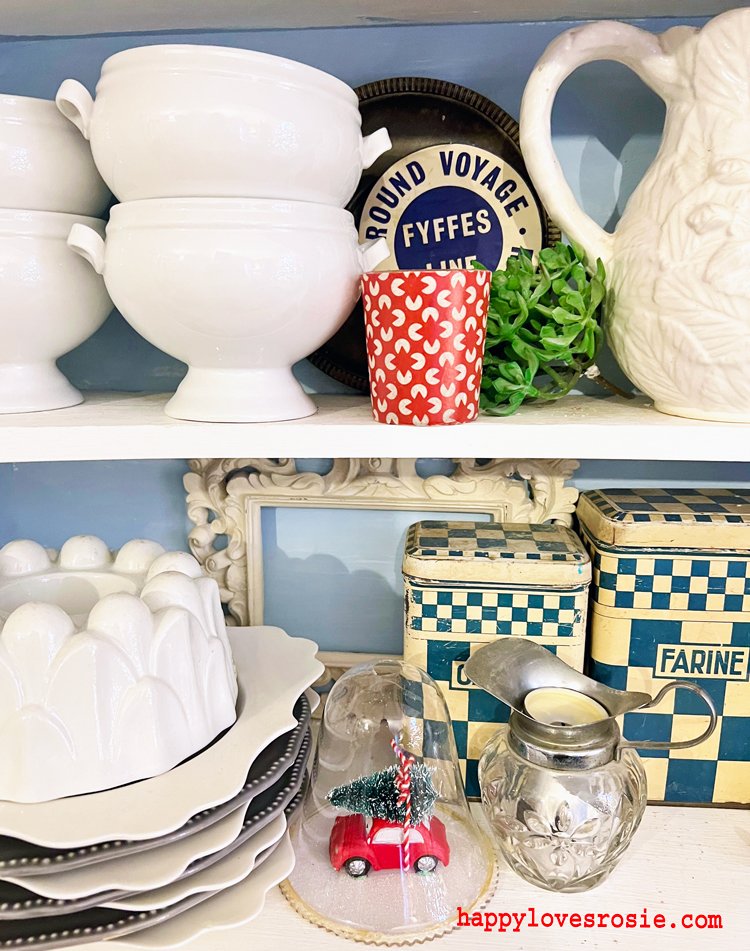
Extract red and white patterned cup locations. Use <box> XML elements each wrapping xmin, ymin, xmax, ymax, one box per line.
<box><xmin>362</xmin><ymin>269</ymin><xmax>490</xmax><ymax>425</ymax></box>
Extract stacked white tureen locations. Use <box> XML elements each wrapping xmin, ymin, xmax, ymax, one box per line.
<box><xmin>0</xmin><ymin>93</ymin><xmax>111</xmax><ymax>415</ymax></box>
<box><xmin>59</xmin><ymin>45</ymin><xmax>391</xmax><ymax>423</ymax></box>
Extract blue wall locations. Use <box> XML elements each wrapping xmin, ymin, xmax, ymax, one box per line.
<box><xmin>0</xmin><ymin>14</ymin><xmax>696</xmax><ymax>395</ymax></box>
<box><xmin>0</xmin><ymin>456</ymin><xmax>747</xmax><ymax>653</ymax></box>
<box><xmin>1</xmin><ymin>16</ymin><xmax>748</xmax><ymax>652</ymax></box>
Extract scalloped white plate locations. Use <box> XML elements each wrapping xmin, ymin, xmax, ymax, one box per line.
<box><xmin>2</xmin><ymin>803</ymin><xmax>248</xmax><ymax>900</ymax></box>
<box><xmin>0</xmin><ymin>628</ymin><xmax>322</xmax><ymax>847</ymax></box>
<box><xmin>0</xmin><ymin>835</ymin><xmax>295</xmax><ymax>950</ymax></box>
<box><xmin>105</xmin><ymin>812</ymin><xmax>286</xmax><ymax>911</ymax></box>
<box><xmin>4</xmin><ymin>735</ymin><xmax>307</xmax><ymax>901</ymax></box>
<box><xmin>0</xmin><ymin>689</ymin><xmax>313</xmax><ymax>877</ymax></box>
<box><xmin>115</xmin><ymin>834</ymin><xmax>295</xmax><ymax>950</ymax></box>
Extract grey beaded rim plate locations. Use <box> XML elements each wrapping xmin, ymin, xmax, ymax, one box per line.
<box><xmin>0</xmin><ymin>730</ymin><xmax>310</xmax><ymax>917</ymax></box>
<box><xmin>0</xmin><ymin>754</ymin><xmax>308</xmax><ymax>944</ymax></box>
<box><xmin>116</xmin><ymin>833</ymin><xmax>296</xmax><ymax>951</ymax></box>
<box><xmin>103</xmin><ymin>807</ymin><xmax>287</xmax><ymax>912</ymax></box>
<box><xmin>0</xmin><ymin>691</ymin><xmax>311</xmax><ymax>877</ymax></box>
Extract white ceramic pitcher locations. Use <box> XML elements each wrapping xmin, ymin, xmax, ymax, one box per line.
<box><xmin>520</xmin><ymin>8</ymin><xmax>750</xmax><ymax>422</ymax></box>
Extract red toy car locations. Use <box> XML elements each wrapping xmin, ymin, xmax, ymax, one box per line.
<box><xmin>329</xmin><ymin>813</ymin><xmax>450</xmax><ymax>877</ymax></box>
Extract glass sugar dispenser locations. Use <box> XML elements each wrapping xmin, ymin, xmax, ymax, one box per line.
<box><xmin>282</xmin><ymin>659</ymin><xmax>495</xmax><ymax>944</ymax></box>
<box><xmin>465</xmin><ymin>639</ymin><xmax>717</xmax><ymax>893</ymax></box>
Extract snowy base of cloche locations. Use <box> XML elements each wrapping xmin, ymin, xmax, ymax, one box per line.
<box><xmin>0</xmin><ymin>536</ymin><xmax>238</xmax><ymax>803</ymax></box>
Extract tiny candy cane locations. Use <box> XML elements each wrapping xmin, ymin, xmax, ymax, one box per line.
<box><xmin>391</xmin><ymin>738</ymin><xmax>414</xmax><ymax>868</ymax></box>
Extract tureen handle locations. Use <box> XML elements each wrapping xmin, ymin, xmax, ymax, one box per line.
<box><xmin>620</xmin><ymin>680</ymin><xmax>718</xmax><ymax>753</ymax></box>
<box><xmin>67</xmin><ymin>223</ymin><xmax>106</xmax><ymax>275</ymax></box>
<box><xmin>358</xmin><ymin>237</ymin><xmax>389</xmax><ymax>274</ymax></box>
<box><xmin>520</xmin><ymin>20</ymin><xmax>680</xmax><ymax>270</ymax></box>
<box><xmin>360</xmin><ymin>127</ymin><xmax>392</xmax><ymax>170</ymax></box>
<box><xmin>56</xmin><ymin>79</ymin><xmax>95</xmax><ymax>139</ymax></box>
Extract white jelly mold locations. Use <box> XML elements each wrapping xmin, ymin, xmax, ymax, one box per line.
<box><xmin>0</xmin><ymin>536</ymin><xmax>238</xmax><ymax>803</ymax></box>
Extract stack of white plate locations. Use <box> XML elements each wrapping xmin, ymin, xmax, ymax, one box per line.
<box><xmin>0</xmin><ymin>628</ymin><xmax>323</xmax><ymax>949</ymax></box>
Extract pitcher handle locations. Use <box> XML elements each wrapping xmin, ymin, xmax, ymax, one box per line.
<box><xmin>620</xmin><ymin>680</ymin><xmax>718</xmax><ymax>752</ymax></box>
<box><xmin>520</xmin><ymin>20</ymin><xmax>680</xmax><ymax>269</ymax></box>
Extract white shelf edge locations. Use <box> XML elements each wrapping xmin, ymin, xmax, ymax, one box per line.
<box><xmin>67</xmin><ymin>803</ymin><xmax>749</xmax><ymax>951</ymax></box>
<box><xmin>0</xmin><ymin>392</ymin><xmax>749</xmax><ymax>464</ymax></box>
<box><xmin>0</xmin><ymin>1</ymin><xmax>738</xmax><ymax>38</ymax></box>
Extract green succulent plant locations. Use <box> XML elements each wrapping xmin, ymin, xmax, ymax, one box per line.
<box><xmin>474</xmin><ymin>242</ymin><xmax>606</xmax><ymax>416</ymax></box>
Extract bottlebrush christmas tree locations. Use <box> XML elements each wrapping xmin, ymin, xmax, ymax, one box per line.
<box><xmin>327</xmin><ymin>763</ymin><xmax>438</xmax><ymax>826</ymax></box>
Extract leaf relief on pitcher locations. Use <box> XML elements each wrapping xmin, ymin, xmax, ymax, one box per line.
<box><xmin>693</xmin><ymin>9</ymin><xmax>750</xmax><ymax>117</ymax></box>
<box><xmin>705</xmin><ymin>241</ymin><xmax>750</xmax><ymax>298</ymax></box>
<box><xmin>614</xmin><ymin>187</ymin><xmax>750</xmax><ymax>410</ymax></box>
<box><xmin>709</xmin><ymin>157</ymin><xmax>750</xmax><ymax>187</ymax></box>
<box><xmin>652</xmin><ymin>271</ymin><xmax>750</xmax><ymax>411</ymax></box>
<box><xmin>686</xmin><ymin>203</ymin><xmax>734</xmax><ymax>235</ymax></box>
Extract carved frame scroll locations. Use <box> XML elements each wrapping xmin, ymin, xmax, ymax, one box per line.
<box><xmin>184</xmin><ymin>458</ymin><xmax>580</xmax><ymax>627</ymax></box>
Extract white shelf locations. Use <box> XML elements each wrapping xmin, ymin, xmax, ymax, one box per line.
<box><xmin>0</xmin><ymin>392</ymin><xmax>748</xmax><ymax>464</ymax></box>
<box><xmin>255</xmin><ymin>805</ymin><xmax>748</xmax><ymax>950</ymax></box>
<box><xmin>0</xmin><ymin>1</ymin><xmax>738</xmax><ymax>37</ymax></box>
<box><xmin>76</xmin><ymin>804</ymin><xmax>748</xmax><ymax>951</ymax></box>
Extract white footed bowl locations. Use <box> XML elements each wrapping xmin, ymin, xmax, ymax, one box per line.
<box><xmin>68</xmin><ymin>199</ymin><xmax>388</xmax><ymax>422</ymax></box>
<box><xmin>0</xmin><ymin>209</ymin><xmax>112</xmax><ymax>415</ymax></box>
<box><xmin>0</xmin><ymin>536</ymin><xmax>238</xmax><ymax>803</ymax></box>
<box><xmin>56</xmin><ymin>44</ymin><xmax>391</xmax><ymax>206</ymax></box>
<box><xmin>0</xmin><ymin>94</ymin><xmax>110</xmax><ymax>215</ymax></box>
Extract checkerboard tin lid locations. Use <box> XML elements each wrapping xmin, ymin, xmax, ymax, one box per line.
<box><xmin>402</xmin><ymin>520</ymin><xmax>590</xmax><ymax>585</ymax></box>
<box><xmin>577</xmin><ymin>488</ymin><xmax>750</xmax><ymax>550</ymax></box>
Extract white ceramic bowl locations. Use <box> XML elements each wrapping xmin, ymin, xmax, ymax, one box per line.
<box><xmin>56</xmin><ymin>45</ymin><xmax>391</xmax><ymax>206</ymax></box>
<box><xmin>68</xmin><ymin>199</ymin><xmax>388</xmax><ymax>422</ymax></box>
<box><xmin>0</xmin><ymin>94</ymin><xmax>110</xmax><ymax>215</ymax></box>
<box><xmin>0</xmin><ymin>537</ymin><xmax>237</xmax><ymax>803</ymax></box>
<box><xmin>0</xmin><ymin>209</ymin><xmax>112</xmax><ymax>414</ymax></box>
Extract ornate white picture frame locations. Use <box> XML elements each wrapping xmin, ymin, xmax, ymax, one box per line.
<box><xmin>185</xmin><ymin>457</ymin><xmax>580</xmax><ymax>709</ymax></box>
<box><xmin>184</xmin><ymin>457</ymin><xmax>580</xmax><ymax>626</ymax></box>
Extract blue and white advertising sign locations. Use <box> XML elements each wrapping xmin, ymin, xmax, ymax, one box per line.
<box><xmin>359</xmin><ymin>144</ymin><xmax>543</xmax><ymax>271</ymax></box>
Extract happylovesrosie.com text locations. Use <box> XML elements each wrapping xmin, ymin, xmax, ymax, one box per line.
<box><xmin>457</xmin><ymin>907</ymin><xmax>723</xmax><ymax>933</ymax></box>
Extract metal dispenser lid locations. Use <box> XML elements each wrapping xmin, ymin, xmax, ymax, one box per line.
<box><xmin>464</xmin><ymin>639</ymin><xmax>717</xmax><ymax>771</ymax></box>
<box><xmin>464</xmin><ymin>638</ymin><xmax>652</xmax><ymax>719</ymax></box>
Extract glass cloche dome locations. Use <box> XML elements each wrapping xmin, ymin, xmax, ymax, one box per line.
<box><xmin>282</xmin><ymin>659</ymin><xmax>495</xmax><ymax>943</ymax></box>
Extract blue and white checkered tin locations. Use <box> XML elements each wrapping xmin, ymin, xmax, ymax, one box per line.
<box><xmin>577</xmin><ymin>488</ymin><xmax>750</xmax><ymax>806</ymax></box>
<box><xmin>402</xmin><ymin>520</ymin><xmax>590</xmax><ymax>798</ymax></box>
